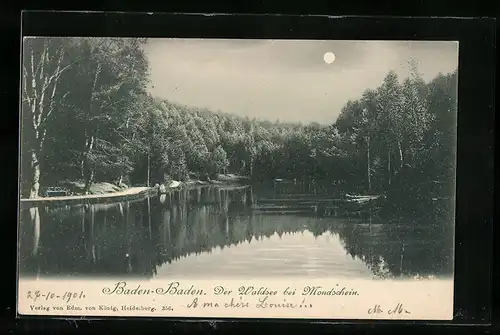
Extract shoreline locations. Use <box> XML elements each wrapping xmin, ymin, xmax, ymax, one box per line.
<box><xmin>19</xmin><ymin>176</ymin><xmax>440</xmax><ymax>211</ymax></box>
<box><xmin>19</xmin><ymin>175</ymin><xmax>251</xmax><ymax>207</ymax></box>
<box><xmin>19</xmin><ymin>187</ymin><xmax>154</xmax><ymax>207</ymax></box>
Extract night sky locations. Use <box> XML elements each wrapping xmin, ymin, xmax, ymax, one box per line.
<box><xmin>144</xmin><ymin>39</ymin><xmax>459</xmax><ymax>124</ymax></box>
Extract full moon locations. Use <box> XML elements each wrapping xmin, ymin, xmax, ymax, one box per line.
<box><xmin>323</xmin><ymin>52</ymin><xmax>336</xmax><ymax>64</ymax></box>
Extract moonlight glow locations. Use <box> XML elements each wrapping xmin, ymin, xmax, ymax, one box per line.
<box><xmin>323</xmin><ymin>52</ymin><xmax>336</xmax><ymax>64</ymax></box>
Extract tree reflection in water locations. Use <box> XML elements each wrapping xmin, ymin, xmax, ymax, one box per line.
<box><xmin>18</xmin><ymin>183</ymin><xmax>454</xmax><ymax>279</ymax></box>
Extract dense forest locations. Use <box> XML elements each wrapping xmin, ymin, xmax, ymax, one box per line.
<box><xmin>20</xmin><ymin>37</ymin><xmax>457</xmax><ymax>202</ymax></box>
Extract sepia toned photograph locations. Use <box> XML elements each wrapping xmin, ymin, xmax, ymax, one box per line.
<box><xmin>18</xmin><ymin>37</ymin><xmax>458</xmax><ymax>319</ymax></box>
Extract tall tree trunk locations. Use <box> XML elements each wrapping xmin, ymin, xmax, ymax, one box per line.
<box><xmin>147</xmin><ymin>195</ymin><xmax>152</xmax><ymax>239</ymax></box>
<box><xmin>80</xmin><ymin>158</ymin><xmax>85</xmax><ymax>180</ymax></box>
<box><xmin>387</xmin><ymin>148</ymin><xmax>392</xmax><ymax>186</ymax></box>
<box><xmin>146</xmin><ymin>152</ymin><xmax>151</xmax><ymax>187</ymax></box>
<box><xmin>84</xmin><ymin>168</ymin><xmax>95</xmax><ymax>195</ymax></box>
<box><xmin>80</xmin><ymin>128</ymin><xmax>89</xmax><ymax>180</ymax></box>
<box><xmin>83</xmin><ymin>135</ymin><xmax>95</xmax><ymax>194</ymax></box>
<box><xmin>117</xmin><ymin>116</ymin><xmax>131</xmax><ymax>187</ymax></box>
<box><xmin>397</xmin><ymin>140</ymin><xmax>404</xmax><ymax>169</ymax></box>
<box><xmin>240</xmin><ymin>160</ymin><xmax>246</xmax><ymax>176</ymax></box>
<box><xmin>408</xmin><ymin>144</ymin><xmax>415</xmax><ymax>167</ymax></box>
<box><xmin>29</xmin><ymin>149</ymin><xmax>41</xmax><ymax>199</ymax></box>
<box><xmin>82</xmin><ymin>63</ymin><xmax>102</xmax><ymax>193</ymax></box>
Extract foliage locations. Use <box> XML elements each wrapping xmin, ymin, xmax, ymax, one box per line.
<box><xmin>20</xmin><ymin>37</ymin><xmax>457</xmax><ymax>201</ymax></box>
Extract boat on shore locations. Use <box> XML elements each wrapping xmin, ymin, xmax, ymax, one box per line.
<box><xmin>345</xmin><ymin>193</ymin><xmax>384</xmax><ymax>204</ymax></box>
<box><xmin>158</xmin><ymin>180</ymin><xmax>182</xmax><ymax>194</ymax></box>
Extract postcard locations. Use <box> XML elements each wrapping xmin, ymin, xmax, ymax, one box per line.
<box><xmin>18</xmin><ymin>37</ymin><xmax>458</xmax><ymax>320</ymax></box>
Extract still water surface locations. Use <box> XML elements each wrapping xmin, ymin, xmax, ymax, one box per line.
<box><xmin>18</xmin><ymin>183</ymin><xmax>454</xmax><ymax>279</ymax></box>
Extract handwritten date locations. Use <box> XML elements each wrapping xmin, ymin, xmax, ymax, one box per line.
<box><xmin>26</xmin><ymin>290</ymin><xmax>86</xmax><ymax>304</ymax></box>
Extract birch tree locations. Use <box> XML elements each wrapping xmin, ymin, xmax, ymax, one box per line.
<box><xmin>376</xmin><ymin>71</ymin><xmax>405</xmax><ymax>170</ymax></box>
<box><xmin>400</xmin><ymin>62</ymin><xmax>434</xmax><ymax>166</ymax></box>
<box><xmin>22</xmin><ymin>37</ymin><xmax>72</xmax><ymax>198</ymax></box>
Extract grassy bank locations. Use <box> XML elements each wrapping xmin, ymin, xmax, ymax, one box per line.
<box><xmin>40</xmin><ymin>174</ymin><xmax>250</xmax><ymax>198</ymax></box>
<box><xmin>54</xmin><ymin>181</ymin><xmax>129</xmax><ymax>196</ymax></box>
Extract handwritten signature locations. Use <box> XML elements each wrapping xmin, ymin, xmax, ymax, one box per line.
<box><xmin>367</xmin><ymin>303</ymin><xmax>411</xmax><ymax>316</ymax></box>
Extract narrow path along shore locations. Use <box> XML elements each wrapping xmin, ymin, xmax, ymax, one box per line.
<box><xmin>19</xmin><ymin>175</ymin><xmax>251</xmax><ymax>207</ymax></box>
<box><xmin>20</xmin><ymin>186</ymin><xmax>152</xmax><ymax>206</ymax></box>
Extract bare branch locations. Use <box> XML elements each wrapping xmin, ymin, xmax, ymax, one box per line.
<box><xmin>29</xmin><ymin>48</ymin><xmax>39</xmax><ymax>133</ymax></box>
<box><xmin>45</xmin><ymin>46</ymin><xmax>65</xmax><ymax>121</ymax></box>
<box><xmin>87</xmin><ymin>62</ymin><xmax>103</xmax><ymax>121</ymax></box>
<box><xmin>22</xmin><ymin>65</ymin><xmax>31</xmax><ymax>107</ymax></box>
<box><xmin>29</xmin><ymin>48</ymin><xmax>37</xmax><ymax>102</ymax></box>
<box><xmin>36</xmin><ymin>66</ymin><xmax>50</xmax><ymax>130</ymax></box>
<box><xmin>61</xmin><ymin>92</ymin><xmax>70</xmax><ymax>101</ymax></box>
<box><xmin>39</xmin><ymin>127</ymin><xmax>47</xmax><ymax>150</ymax></box>
<box><xmin>38</xmin><ymin>40</ymin><xmax>47</xmax><ymax>83</ymax></box>
<box><xmin>32</xmin><ymin>62</ymin><xmax>72</xmax><ymax>109</ymax></box>
<box><xmin>33</xmin><ymin>39</ymin><xmax>48</xmax><ymax>78</ymax></box>
<box><xmin>39</xmin><ymin>46</ymin><xmax>56</xmax><ymax>97</ymax></box>
<box><xmin>101</xmin><ymin>94</ymin><xmax>130</xmax><ymax>111</ymax></box>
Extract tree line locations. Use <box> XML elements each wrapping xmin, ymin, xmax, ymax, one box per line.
<box><xmin>20</xmin><ymin>37</ymin><xmax>457</xmax><ymax>200</ymax></box>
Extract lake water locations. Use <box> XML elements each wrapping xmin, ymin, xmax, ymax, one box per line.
<box><xmin>18</xmin><ymin>182</ymin><xmax>455</xmax><ymax>279</ymax></box>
